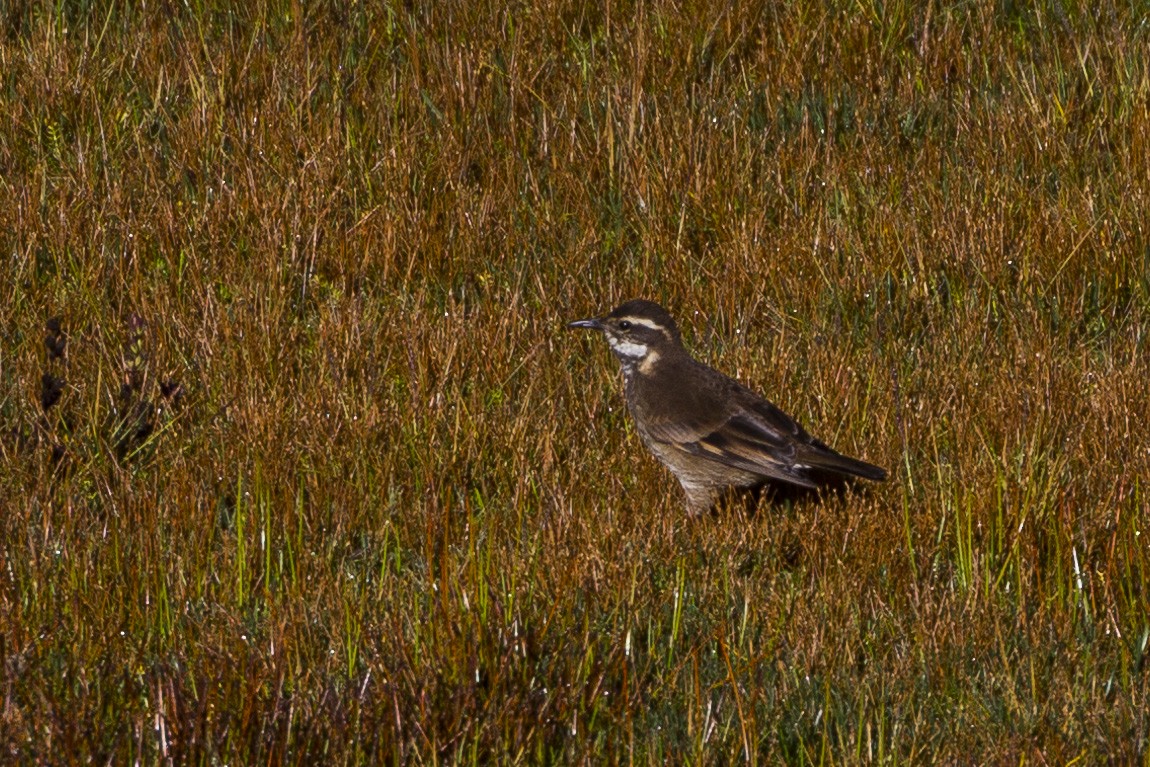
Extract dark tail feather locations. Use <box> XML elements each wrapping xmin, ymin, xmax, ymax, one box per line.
<box><xmin>801</xmin><ymin>443</ymin><xmax>888</xmax><ymax>482</ymax></box>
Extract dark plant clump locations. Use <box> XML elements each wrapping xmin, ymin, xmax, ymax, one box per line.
<box><xmin>39</xmin><ymin>372</ymin><xmax>64</xmax><ymax>412</ymax></box>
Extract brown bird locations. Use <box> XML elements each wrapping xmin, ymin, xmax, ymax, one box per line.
<box><xmin>568</xmin><ymin>299</ymin><xmax>887</xmax><ymax>515</ymax></box>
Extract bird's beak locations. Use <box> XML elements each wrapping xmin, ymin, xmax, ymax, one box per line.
<box><xmin>566</xmin><ymin>317</ymin><xmax>603</xmax><ymax>331</ymax></box>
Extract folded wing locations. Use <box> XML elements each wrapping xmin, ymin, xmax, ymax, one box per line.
<box><xmin>645</xmin><ymin>389</ymin><xmax>886</xmax><ymax>488</ymax></box>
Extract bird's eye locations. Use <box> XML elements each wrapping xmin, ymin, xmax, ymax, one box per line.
<box><xmin>619</xmin><ymin>320</ymin><xmax>632</xmax><ymax>330</ymax></box>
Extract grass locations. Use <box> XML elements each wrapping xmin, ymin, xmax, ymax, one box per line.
<box><xmin>2</xmin><ymin>0</ymin><xmax>1148</xmax><ymax>762</ymax></box>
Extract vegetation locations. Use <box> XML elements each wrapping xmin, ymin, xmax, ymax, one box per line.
<box><xmin>2</xmin><ymin>0</ymin><xmax>1148</xmax><ymax>762</ymax></box>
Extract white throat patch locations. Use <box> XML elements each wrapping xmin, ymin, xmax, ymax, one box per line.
<box><xmin>608</xmin><ymin>336</ymin><xmax>649</xmax><ymax>359</ymax></box>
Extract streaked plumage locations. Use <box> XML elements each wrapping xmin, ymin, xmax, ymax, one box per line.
<box><xmin>568</xmin><ymin>299</ymin><xmax>887</xmax><ymax>515</ymax></box>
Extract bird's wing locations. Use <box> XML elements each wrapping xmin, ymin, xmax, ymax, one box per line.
<box><xmin>645</xmin><ymin>404</ymin><xmax>819</xmax><ymax>489</ymax></box>
<box><xmin>743</xmin><ymin>396</ymin><xmax>888</xmax><ymax>482</ymax></box>
<box><xmin>641</xmin><ymin>362</ymin><xmax>887</xmax><ymax>485</ymax></box>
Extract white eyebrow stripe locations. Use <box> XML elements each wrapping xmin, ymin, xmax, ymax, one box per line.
<box><xmin>617</xmin><ymin>317</ymin><xmax>664</xmax><ymax>331</ymax></box>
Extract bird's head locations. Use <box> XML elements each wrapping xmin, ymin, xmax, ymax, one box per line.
<box><xmin>567</xmin><ymin>299</ymin><xmax>683</xmax><ymax>372</ymax></box>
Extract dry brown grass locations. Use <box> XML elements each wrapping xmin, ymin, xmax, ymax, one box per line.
<box><xmin>2</xmin><ymin>1</ymin><xmax>1148</xmax><ymax>763</ymax></box>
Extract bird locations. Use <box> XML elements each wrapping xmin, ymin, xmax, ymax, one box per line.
<box><xmin>567</xmin><ymin>299</ymin><xmax>887</xmax><ymax>516</ymax></box>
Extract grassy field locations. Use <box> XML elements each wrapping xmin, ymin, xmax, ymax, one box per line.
<box><xmin>2</xmin><ymin>0</ymin><xmax>1148</xmax><ymax>762</ymax></box>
